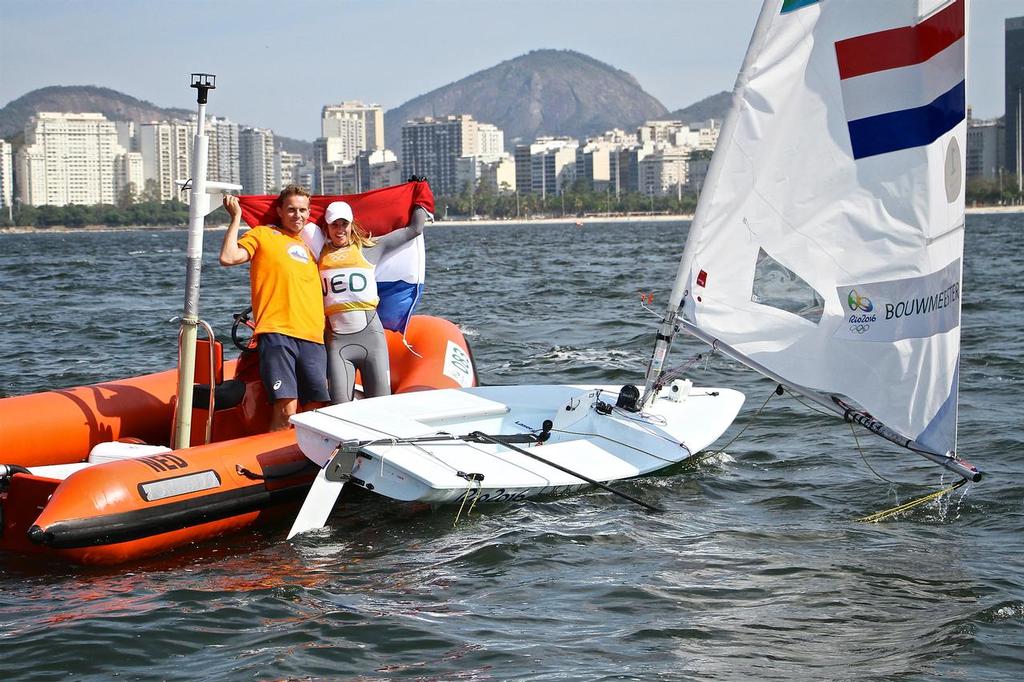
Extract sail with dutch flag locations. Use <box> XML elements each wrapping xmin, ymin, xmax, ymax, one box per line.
<box><xmin>237</xmin><ymin>180</ymin><xmax>434</xmax><ymax>334</ymax></box>
<box><xmin>643</xmin><ymin>0</ymin><xmax>979</xmax><ymax>480</ymax></box>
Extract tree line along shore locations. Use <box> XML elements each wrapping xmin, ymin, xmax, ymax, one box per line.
<box><xmin>2</xmin><ymin>179</ymin><xmax>1021</xmax><ymax>231</ymax></box>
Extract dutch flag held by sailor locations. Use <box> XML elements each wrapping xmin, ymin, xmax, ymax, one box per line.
<box><xmin>835</xmin><ymin>0</ymin><xmax>965</xmax><ymax>160</ymax></box>
<box><xmin>237</xmin><ymin>180</ymin><xmax>434</xmax><ymax>334</ymax></box>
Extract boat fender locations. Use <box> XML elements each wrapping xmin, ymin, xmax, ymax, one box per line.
<box><xmin>615</xmin><ymin>385</ymin><xmax>641</xmax><ymax>412</ymax></box>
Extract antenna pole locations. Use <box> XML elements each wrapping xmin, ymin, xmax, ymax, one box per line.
<box><xmin>172</xmin><ymin>73</ymin><xmax>216</xmax><ymax>450</ymax></box>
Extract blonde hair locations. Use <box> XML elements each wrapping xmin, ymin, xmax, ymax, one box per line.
<box><xmin>348</xmin><ymin>220</ymin><xmax>376</xmax><ymax>248</ymax></box>
<box><xmin>324</xmin><ymin>219</ymin><xmax>376</xmax><ymax>248</ymax></box>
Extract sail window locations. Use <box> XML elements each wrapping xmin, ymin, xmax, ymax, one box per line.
<box><xmin>750</xmin><ymin>249</ymin><xmax>824</xmax><ymax>324</ymax></box>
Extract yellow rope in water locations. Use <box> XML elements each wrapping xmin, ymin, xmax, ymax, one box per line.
<box><xmin>453</xmin><ymin>483</ymin><xmax>475</xmax><ymax>527</ymax></box>
<box><xmin>857</xmin><ymin>478</ymin><xmax>967</xmax><ymax>523</ymax></box>
<box><xmin>453</xmin><ymin>478</ymin><xmax>483</xmax><ymax>526</ymax></box>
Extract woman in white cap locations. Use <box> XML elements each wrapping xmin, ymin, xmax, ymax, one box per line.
<box><xmin>304</xmin><ymin>201</ymin><xmax>429</xmax><ymax>403</ymax></box>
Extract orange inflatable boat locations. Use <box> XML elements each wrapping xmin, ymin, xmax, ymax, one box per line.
<box><xmin>0</xmin><ymin>315</ymin><xmax>476</xmax><ymax>565</ymax></box>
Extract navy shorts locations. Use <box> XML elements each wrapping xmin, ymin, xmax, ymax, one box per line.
<box><xmin>257</xmin><ymin>333</ymin><xmax>330</xmax><ymax>404</ymax></box>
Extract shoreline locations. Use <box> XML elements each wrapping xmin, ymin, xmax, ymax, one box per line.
<box><xmin>1</xmin><ymin>204</ymin><xmax>1020</xmax><ymax>234</ymax></box>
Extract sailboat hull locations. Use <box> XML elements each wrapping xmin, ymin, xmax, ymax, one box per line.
<box><xmin>291</xmin><ymin>384</ymin><xmax>745</xmax><ymax>506</ymax></box>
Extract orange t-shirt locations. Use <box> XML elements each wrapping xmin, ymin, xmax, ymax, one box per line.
<box><xmin>237</xmin><ymin>225</ymin><xmax>325</xmax><ymax>344</ymax></box>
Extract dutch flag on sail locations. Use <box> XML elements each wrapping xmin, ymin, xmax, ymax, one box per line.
<box><xmin>835</xmin><ymin>0</ymin><xmax>965</xmax><ymax>160</ymax></box>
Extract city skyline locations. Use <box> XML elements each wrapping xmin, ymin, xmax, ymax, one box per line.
<box><xmin>1</xmin><ymin>0</ymin><xmax>1020</xmax><ymax>142</ymax></box>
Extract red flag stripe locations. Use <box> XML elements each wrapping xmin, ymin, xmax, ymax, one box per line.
<box><xmin>237</xmin><ymin>181</ymin><xmax>435</xmax><ymax>237</ymax></box>
<box><xmin>835</xmin><ymin>0</ymin><xmax>964</xmax><ymax>80</ymax></box>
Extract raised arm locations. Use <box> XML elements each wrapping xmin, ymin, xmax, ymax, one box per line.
<box><xmin>370</xmin><ymin>206</ymin><xmax>430</xmax><ymax>256</ymax></box>
<box><xmin>219</xmin><ymin>195</ymin><xmax>251</xmax><ymax>266</ymax></box>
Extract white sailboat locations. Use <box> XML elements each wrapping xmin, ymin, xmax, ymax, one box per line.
<box><xmin>287</xmin><ymin>0</ymin><xmax>980</xmax><ymax>538</ymax></box>
<box><xmin>643</xmin><ymin>0</ymin><xmax>980</xmax><ymax>484</ymax></box>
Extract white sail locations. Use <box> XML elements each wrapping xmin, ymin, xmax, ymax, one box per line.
<box><xmin>677</xmin><ymin>0</ymin><xmax>967</xmax><ymax>458</ymax></box>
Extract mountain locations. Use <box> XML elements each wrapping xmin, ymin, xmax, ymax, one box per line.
<box><xmin>0</xmin><ymin>85</ymin><xmax>312</xmax><ymax>156</ymax></box>
<box><xmin>383</xmin><ymin>49</ymin><xmax>669</xmax><ymax>151</ymax></box>
<box><xmin>666</xmin><ymin>91</ymin><xmax>732</xmax><ymax>125</ymax></box>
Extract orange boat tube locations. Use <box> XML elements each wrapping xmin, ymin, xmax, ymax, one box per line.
<box><xmin>0</xmin><ymin>315</ymin><xmax>475</xmax><ymax>565</ymax></box>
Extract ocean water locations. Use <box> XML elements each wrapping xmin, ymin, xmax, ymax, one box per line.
<box><xmin>0</xmin><ymin>216</ymin><xmax>1021</xmax><ymax>680</ymax></box>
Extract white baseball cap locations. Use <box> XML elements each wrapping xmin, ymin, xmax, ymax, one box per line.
<box><xmin>325</xmin><ymin>201</ymin><xmax>354</xmax><ymax>225</ymax></box>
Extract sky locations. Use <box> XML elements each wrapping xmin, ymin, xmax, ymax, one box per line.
<box><xmin>0</xmin><ymin>0</ymin><xmax>1020</xmax><ymax>141</ymax></box>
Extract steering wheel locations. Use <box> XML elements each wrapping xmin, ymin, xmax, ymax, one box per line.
<box><xmin>231</xmin><ymin>306</ymin><xmax>258</xmax><ymax>353</ymax></box>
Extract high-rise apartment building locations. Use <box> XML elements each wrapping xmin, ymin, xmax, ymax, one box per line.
<box><xmin>275</xmin><ymin>150</ymin><xmax>304</xmax><ymax>190</ymax></box>
<box><xmin>576</xmin><ymin>139</ymin><xmax>623</xmax><ymax>192</ymax></box>
<box><xmin>17</xmin><ymin>112</ymin><xmax>129</xmax><ymax>206</ymax></box>
<box><xmin>356</xmin><ymin>149</ymin><xmax>401</xmax><ymax>192</ymax></box>
<box><xmin>1006</xmin><ymin>16</ymin><xmax>1024</xmax><ymax>190</ymax></box>
<box><xmin>240</xmin><ymin>127</ymin><xmax>275</xmax><ymax>194</ymax></box>
<box><xmin>476</xmin><ymin>123</ymin><xmax>505</xmax><ymax>157</ymax></box>
<box><xmin>638</xmin><ymin>147</ymin><xmax>689</xmax><ymax>198</ymax></box>
<box><xmin>0</xmin><ymin>139</ymin><xmax>12</xmax><ymax>214</ymax></box>
<box><xmin>401</xmin><ymin>115</ymin><xmax>480</xmax><ymax>197</ymax></box>
<box><xmin>139</xmin><ymin>119</ymin><xmax>195</xmax><ymax>202</ymax></box>
<box><xmin>114</xmin><ymin>152</ymin><xmax>145</xmax><ymax>199</ymax></box>
<box><xmin>209</xmin><ymin>117</ymin><xmax>240</xmax><ymax>186</ymax></box>
<box><xmin>321</xmin><ymin>102</ymin><xmax>384</xmax><ymax>162</ymax></box>
<box><xmin>966</xmin><ymin>117</ymin><xmax>1004</xmax><ymax>181</ymax></box>
<box><xmin>513</xmin><ymin>137</ymin><xmax>578</xmax><ymax>198</ymax></box>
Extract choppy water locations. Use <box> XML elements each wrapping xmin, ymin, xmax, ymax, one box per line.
<box><xmin>0</xmin><ymin>216</ymin><xmax>1021</xmax><ymax>680</ymax></box>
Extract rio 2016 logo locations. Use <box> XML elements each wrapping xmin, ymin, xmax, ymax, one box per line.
<box><xmin>847</xmin><ymin>289</ymin><xmax>873</xmax><ymax>312</ymax></box>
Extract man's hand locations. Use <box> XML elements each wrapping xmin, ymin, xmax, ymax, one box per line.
<box><xmin>219</xmin><ymin>195</ymin><xmax>251</xmax><ymax>266</ymax></box>
<box><xmin>223</xmin><ymin>194</ymin><xmax>242</xmax><ymax>219</ymax></box>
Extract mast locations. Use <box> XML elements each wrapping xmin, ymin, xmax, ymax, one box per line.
<box><xmin>172</xmin><ymin>74</ymin><xmax>241</xmax><ymax>449</ymax></box>
<box><xmin>641</xmin><ymin>0</ymin><xmax>782</xmax><ymax>403</ymax></box>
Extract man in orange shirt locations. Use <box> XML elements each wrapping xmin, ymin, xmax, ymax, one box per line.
<box><xmin>220</xmin><ymin>186</ymin><xmax>329</xmax><ymax>431</ymax></box>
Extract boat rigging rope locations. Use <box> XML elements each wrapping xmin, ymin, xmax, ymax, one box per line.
<box><xmin>782</xmin><ymin>389</ymin><xmax>971</xmax><ymax>491</ymax></box>
<box><xmin>453</xmin><ymin>477</ymin><xmax>483</xmax><ymax>526</ymax></box>
<box><xmin>779</xmin><ymin>389</ymin><xmax>972</xmax><ymax>520</ymax></box>
<box><xmin>857</xmin><ymin>479</ymin><xmax>967</xmax><ymax>523</ymax></box>
<box><xmin>690</xmin><ymin>387</ymin><xmax>779</xmax><ymax>468</ymax></box>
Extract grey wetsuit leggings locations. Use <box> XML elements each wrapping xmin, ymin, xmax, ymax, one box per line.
<box><xmin>326</xmin><ymin>312</ymin><xmax>391</xmax><ymax>404</ymax></box>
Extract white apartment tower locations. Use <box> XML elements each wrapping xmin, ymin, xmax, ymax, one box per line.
<box><xmin>240</xmin><ymin>127</ymin><xmax>275</xmax><ymax>194</ymax></box>
<box><xmin>114</xmin><ymin>152</ymin><xmax>145</xmax><ymax>199</ymax></box>
<box><xmin>0</xmin><ymin>139</ymin><xmax>12</xmax><ymax>214</ymax></box>
<box><xmin>17</xmin><ymin>113</ymin><xmax>129</xmax><ymax>206</ymax></box>
<box><xmin>275</xmin><ymin>150</ymin><xmax>304</xmax><ymax>190</ymax></box>
<box><xmin>209</xmin><ymin>117</ymin><xmax>241</xmax><ymax>186</ymax></box>
<box><xmin>513</xmin><ymin>137</ymin><xmax>578</xmax><ymax>198</ymax></box>
<box><xmin>477</xmin><ymin>123</ymin><xmax>505</xmax><ymax>158</ymax></box>
<box><xmin>401</xmin><ymin>115</ymin><xmax>480</xmax><ymax>197</ymax></box>
<box><xmin>139</xmin><ymin>119</ymin><xmax>195</xmax><ymax>202</ymax></box>
<box><xmin>321</xmin><ymin>102</ymin><xmax>384</xmax><ymax>163</ymax></box>
<box><xmin>638</xmin><ymin>147</ymin><xmax>689</xmax><ymax>198</ymax></box>
<box><xmin>356</xmin><ymin>149</ymin><xmax>402</xmax><ymax>192</ymax></box>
